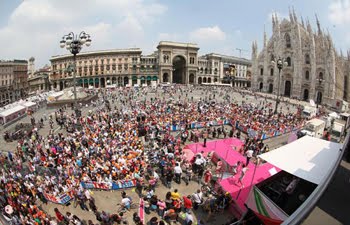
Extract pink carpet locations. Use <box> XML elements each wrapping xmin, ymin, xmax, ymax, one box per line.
<box><xmin>185</xmin><ymin>138</ymin><xmax>280</xmax><ymax>214</ymax></box>
<box><xmin>220</xmin><ymin>163</ymin><xmax>280</xmax><ymax>211</ymax></box>
<box><xmin>185</xmin><ymin>138</ymin><xmax>244</xmax><ymax>166</ymax></box>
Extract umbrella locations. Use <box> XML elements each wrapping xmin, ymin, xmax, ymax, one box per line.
<box><xmin>182</xmin><ymin>149</ymin><xmax>195</xmax><ymax>161</ymax></box>
<box><xmin>5</xmin><ymin>205</ymin><xmax>13</xmax><ymax>215</ymax></box>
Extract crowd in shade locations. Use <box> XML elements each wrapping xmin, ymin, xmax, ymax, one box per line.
<box><xmin>0</xmin><ymin>86</ymin><xmax>305</xmax><ymax>225</ymax></box>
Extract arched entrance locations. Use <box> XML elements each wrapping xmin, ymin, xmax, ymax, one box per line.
<box><xmin>146</xmin><ymin>76</ymin><xmax>152</xmax><ymax>86</ymax></box>
<box><xmin>132</xmin><ymin>76</ymin><xmax>137</xmax><ymax>86</ymax></box>
<box><xmin>172</xmin><ymin>55</ymin><xmax>186</xmax><ymax>84</ymax></box>
<box><xmin>203</xmin><ymin>77</ymin><xmax>207</xmax><ymax>83</ymax></box>
<box><xmin>84</xmin><ymin>79</ymin><xmax>88</xmax><ymax>88</ymax></box>
<box><xmin>316</xmin><ymin>92</ymin><xmax>323</xmax><ymax>104</ymax></box>
<box><xmin>303</xmin><ymin>89</ymin><xmax>309</xmax><ymax>101</ymax></box>
<box><xmin>163</xmin><ymin>73</ymin><xmax>169</xmax><ymax>83</ymax></box>
<box><xmin>95</xmin><ymin>78</ymin><xmax>99</xmax><ymax>88</ymax></box>
<box><xmin>59</xmin><ymin>81</ymin><xmax>64</xmax><ymax>90</ymax></box>
<box><xmin>53</xmin><ymin>82</ymin><xmax>57</xmax><ymax>89</ymax></box>
<box><xmin>259</xmin><ymin>82</ymin><xmax>263</xmax><ymax>91</ymax></box>
<box><xmin>100</xmin><ymin>78</ymin><xmax>105</xmax><ymax>88</ymax></box>
<box><xmin>118</xmin><ymin>77</ymin><xmax>123</xmax><ymax>86</ymax></box>
<box><xmin>198</xmin><ymin>77</ymin><xmax>202</xmax><ymax>84</ymax></box>
<box><xmin>124</xmin><ymin>76</ymin><xmax>129</xmax><ymax>86</ymax></box>
<box><xmin>112</xmin><ymin>77</ymin><xmax>117</xmax><ymax>84</ymax></box>
<box><xmin>189</xmin><ymin>73</ymin><xmax>195</xmax><ymax>84</ymax></box>
<box><xmin>214</xmin><ymin>78</ymin><xmax>218</xmax><ymax>83</ymax></box>
<box><xmin>208</xmin><ymin>78</ymin><xmax>211</xmax><ymax>83</ymax></box>
<box><xmin>284</xmin><ymin>80</ymin><xmax>291</xmax><ymax>97</ymax></box>
<box><xmin>268</xmin><ymin>83</ymin><xmax>273</xmax><ymax>93</ymax></box>
<box><xmin>140</xmin><ymin>76</ymin><xmax>146</xmax><ymax>85</ymax></box>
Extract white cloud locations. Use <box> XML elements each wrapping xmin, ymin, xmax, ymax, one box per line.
<box><xmin>157</xmin><ymin>33</ymin><xmax>181</xmax><ymax>41</ymax></box>
<box><xmin>0</xmin><ymin>0</ymin><xmax>167</xmax><ymax>66</ymax></box>
<box><xmin>328</xmin><ymin>0</ymin><xmax>350</xmax><ymax>25</ymax></box>
<box><xmin>189</xmin><ymin>26</ymin><xmax>226</xmax><ymax>42</ymax></box>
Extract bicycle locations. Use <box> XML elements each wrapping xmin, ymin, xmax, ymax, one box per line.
<box><xmin>116</xmin><ymin>202</ymin><xmax>139</xmax><ymax>213</ymax></box>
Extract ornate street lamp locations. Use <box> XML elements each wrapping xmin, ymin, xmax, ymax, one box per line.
<box><xmin>59</xmin><ymin>31</ymin><xmax>91</xmax><ymax>110</ymax></box>
<box><xmin>316</xmin><ymin>75</ymin><xmax>324</xmax><ymax>109</ymax></box>
<box><xmin>271</xmin><ymin>57</ymin><xmax>288</xmax><ymax>114</ymax></box>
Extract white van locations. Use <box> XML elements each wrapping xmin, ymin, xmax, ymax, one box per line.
<box><xmin>331</xmin><ymin>121</ymin><xmax>345</xmax><ymax>142</ymax></box>
<box><xmin>302</xmin><ymin>106</ymin><xmax>317</xmax><ymax>118</ymax></box>
<box><xmin>300</xmin><ymin>118</ymin><xmax>326</xmax><ymax>139</ymax></box>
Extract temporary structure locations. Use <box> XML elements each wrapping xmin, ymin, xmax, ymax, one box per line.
<box><xmin>0</xmin><ymin>105</ymin><xmax>26</xmax><ymax>124</ymax></box>
<box><xmin>258</xmin><ymin>135</ymin><xmax>342</xmax><ymax>185</ymax></box>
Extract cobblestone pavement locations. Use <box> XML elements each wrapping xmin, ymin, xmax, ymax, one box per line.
<box><xmin>0</xmin><ymin>87</ymin><xmax>297</xmax><ymax>224</ymax></box>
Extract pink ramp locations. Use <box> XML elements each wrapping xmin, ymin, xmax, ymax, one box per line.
<box><xmin>220</xmin><ymin>163</ymin><xmax>281</xmax><ymax>212</ymax></box>
<box><xmin>185</xmin><ymin>138</ymin><xmax>244</xmax><ymax>166</ymax></box>
<box><xmin>185</xmin><ymin>138</ymin><xmax>280</xmax><ymax>213</ymax></box>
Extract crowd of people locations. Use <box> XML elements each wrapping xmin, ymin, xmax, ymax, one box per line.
<box><xmin>0</xmin><ymin>85</ymin><xmax>305</xmax><ymax>225</ymax></box>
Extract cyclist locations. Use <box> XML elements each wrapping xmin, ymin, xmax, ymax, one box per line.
<box><xmin>120</xmin><ymin>192</ymin><xmax>132</xmax><ymax>210</ymax></box>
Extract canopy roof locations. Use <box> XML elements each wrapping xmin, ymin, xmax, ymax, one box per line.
<box><xmin>21</xmin><ymin>101</ymin><xmax>36</xmax><ymax>108</ymax></box>
<box><xmin>0</xmin><ymin>105</ymin><xmax>26</xmax><ymax>117</ymax></box>
<box><xmin>259</xmin><ymin>136</ymin><xmax>342</xmax><ymax>184</ymax></box>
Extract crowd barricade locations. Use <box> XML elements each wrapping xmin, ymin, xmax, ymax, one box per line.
<box><xmin>44</xmin><ymin>190</ymin><xmax>74</xmax><ymax>205</ymax></box>
<box><xmin>80</xmin><ymin>179</ymin><xmax>137</xmax><ymax>191</ymax></box>
<box><xmin>169</xmin><ymin>118</ymin><xmax>230</xmax><ymax>132</ymax></box>
<box><xmin>230</xmin><ymin>119</ymin><xmax>303</xmax><ymax>141</ymax></box>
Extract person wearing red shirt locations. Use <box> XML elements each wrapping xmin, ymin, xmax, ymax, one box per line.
<box><xmin>183</xmin><ymin>195</ymin><xmax>193</xmax><ymax>212</ymax></box>
<box><xmin>54</xmin><ymin>208</ymin><xmax>65</xmax><ymax>222</ymax></box>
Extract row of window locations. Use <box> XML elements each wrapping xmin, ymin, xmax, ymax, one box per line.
<box><xmin>199</xmin><ymin>62</ymin><xmax>220</xmax><ymax>67</ymax></box>
<box><xmin>1</xmin><ymin>80</ymin><xmax>11</xmax><ymax>86</ymax></box>
<box><xmin>260</xmin><ymin>68</ymin><xmax>324</xmax><ymax>81</ymax></box>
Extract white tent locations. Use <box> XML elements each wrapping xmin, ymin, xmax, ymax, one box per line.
<box><xmin>20</xmin><ymin>101</ymin><xmax>36</xmax><ymax>108</ymax></box>
<box><xmin>0</xmin><ymin>105</ymin><xmax>26</xmax><ymax>117</ymax></box>
<box><xmin>259</xmin><ymin>136</ymin><xmax>342</xmax><ymax>185</ymax></box>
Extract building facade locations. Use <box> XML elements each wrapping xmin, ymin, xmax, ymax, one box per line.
<box><xmin>198</xmin><ymin>53</ymin><xmax>251</xmax><ymax>87</ymax></box>
<box><xmin>0</xmin><ymin>60</ymin><xmax>28</xmax><ymax>106</ymax></box>
<box><xmin>28</xmin><ymin>66</ymin><xmax>51</xmax><ymax>94</ymax></box>
<box><xmin>50</xmin><ymin>41</ymin><xmax>251</xmax><ymax>89</ymax></box>
<box><xmin>251</xmin><ymin>10</ymin><xmax>350</xmax><ymax>106</ymax></box>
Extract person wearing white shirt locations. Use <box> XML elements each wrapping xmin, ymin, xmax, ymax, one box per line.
<box><xmin>185</xmin><ymin>211</ymin><xmax>194</xmax><ymax>225</ymax></box>
<box><xmin>192</xmin><ymin>189</ymin><xmax>203</xmax><ymax>210</ymax></box>
<box><xmin>245</xmin><ymin>149</ymin><xmax>254</xmax><ymax>166</ymax></box>
<box><xmin>174</xmin><ymin>163</ymin><xmax>182</xmax><ymax>184</ymax></box>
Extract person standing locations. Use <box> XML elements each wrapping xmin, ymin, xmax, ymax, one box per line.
<box><xmin>174</xmin><ymin>163</ymin><xmax>182</xmax><ymax>184</ymax></box>
<box><xmin>192</xmin><ymin>189</ymin><xmax>203</xmax><ymax>210</ymax></box>
<box><xmin>184</xmin><ymin>211</ymin><xmax>194</xmax><ymax>225</ymax></box>
<box><xmin>183</xmin><ymin>195</ymin><xmax>193</xmax><ymax>213</ymax></box>
<box><xmin>54</xmin><ymin>208</ymin><xmax>66</xmax><ymax>224</ymax></box>
<box><xmin>237</xmin><ymin>165</ymin><xmax>249</xmax><ymax>187</ymax></box>
<box><xmin>245</xmin><ymin>149</ymin><xmax>254</xmax><ymax>166</ymax></box>
<box><xmin>203</xmin><ymin>130</ymin><xmax>208</xmax><ymax>147</ymax></box>
<box><xmin>215</xmin><ymin>159</ymin><xmax>223</xmax><ymax>176</ymax></box>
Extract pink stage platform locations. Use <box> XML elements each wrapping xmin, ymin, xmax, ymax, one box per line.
<box><xmin>185</xmin><ymin>138</ymin><xmax>244</xmax><ymax>166</ymax></box>
<box><xmin>185</xmin><ymin>138</ymin><xmax>280</xmax><ymax>213</ymax></box>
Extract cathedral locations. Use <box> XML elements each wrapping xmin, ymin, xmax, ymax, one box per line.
<box><xmin>251</xmin><ymin>9</ymin><xmax>350</xmax><ymax>107</ymax></box>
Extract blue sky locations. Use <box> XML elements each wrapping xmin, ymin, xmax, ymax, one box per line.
<box><xmin>0</xmin><ymin>0</ymin><xmax>348</xmax><ymax>67</ymax></box>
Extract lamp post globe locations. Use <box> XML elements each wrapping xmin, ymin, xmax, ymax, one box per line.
<box><xmin>272</xmin><ymin>57</ymin><xmax>287</xmax><ymax>114</ymax></box>
<box><xmin>59</xmin><ymin>31</ymin><xmax>91</xmax><ymax>113</ymax></box>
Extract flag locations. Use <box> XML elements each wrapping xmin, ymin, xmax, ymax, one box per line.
<box><xmin>245</xmin><ymin>186</ymin><xmax>288</xmax><ymax>223</ymax></box>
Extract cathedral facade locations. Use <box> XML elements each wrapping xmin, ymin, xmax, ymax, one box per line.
<box><xmin>251</xmin><ymin>10</ymin><xmax>350</xmax><ymax>107</ymax></box>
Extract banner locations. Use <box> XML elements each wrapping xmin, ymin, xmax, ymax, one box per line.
<box><xmin>245</xmin><ymin>186</ymin><xmax>288</xmax><ymax>222</ymax></box>
<box><xmin>44</xmin><ymin>192</ymin><xmax>73</xmax><ymax>205</ymax></box>
<box><xmin>80</xmin><ymin>179</ymin><xmax>137</xmax><ymax>191</ymax></box>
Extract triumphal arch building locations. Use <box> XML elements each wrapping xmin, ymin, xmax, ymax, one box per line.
<box><xmin>157</xmin><ymin>41</ymin><xmax>199</xmax><ymax>84</ymax></box>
